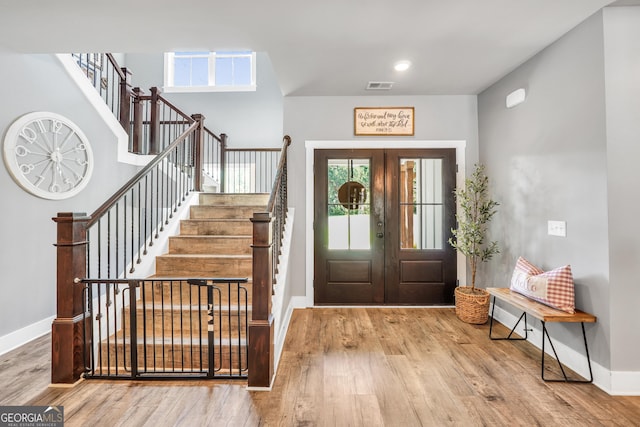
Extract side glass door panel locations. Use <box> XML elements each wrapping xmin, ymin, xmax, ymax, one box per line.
<box><xmin>386</xmin><ymin>149</ymin><xmax>456</xmax><ymax>304</ymax></box>
<box><xmin>314</xmin><ymin>150</ymin><xmax>385</xmax><ymax>304</ymax></box>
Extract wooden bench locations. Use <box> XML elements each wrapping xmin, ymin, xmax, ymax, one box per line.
<box><xmin>486</xmin><ymin>287</ymin><xmax>597</xmax><ymax>383</ymax></box>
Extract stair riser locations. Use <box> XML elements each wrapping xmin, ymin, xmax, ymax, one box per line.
<box><xmin>180</xmin><ymin>220</ymin><xmax>252</xmax><ymax>236</ymax></box>
<box><xmin>190</xmin><ymin>205</ymin><xmax>264</xmax><ymax>220</ymax></box>
<box><xmin>199</xmin><ymin>193</ymin><xmax>269</xmax><ymax>206</ymax></box>
<box><xmin>99</xmin><ymin>343</ymin><xmax>247</xmax><ymax>370</ymax></box>
<box><xmin>155</xmin><ymin>257</ymin><xmax>252</xmax><ymax>277</ymax></box>
<box><xmin>169</xmin><ymin>236</ymin><xmax>252</xmax><ymax>255</ymax></box>
<box><xmin>135</xmin><ymin>282</ymin><xmax>252</xmax><ymax>305</ymax></box>
<box><xmin>122</xmin><ymin>307</ymin><xmax>250</xmax><ymax>337</ymax></box>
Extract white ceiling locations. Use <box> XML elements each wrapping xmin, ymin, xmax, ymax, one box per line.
<box><xmin>0</xmin><ymin>0</ymin><xmax>622</xmax><ymax>96</ymax></box>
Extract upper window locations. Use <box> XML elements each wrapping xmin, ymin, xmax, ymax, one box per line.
<box><xmin>164</xmin><ymin>51</ymin><xmax>256</xmax><ymax>92</ymax></box>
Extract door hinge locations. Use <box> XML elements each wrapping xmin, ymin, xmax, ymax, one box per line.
<box><xmin>456</xmin><ymin>163</ymin><xmax>459</xmax><ymax>173</ymax></box>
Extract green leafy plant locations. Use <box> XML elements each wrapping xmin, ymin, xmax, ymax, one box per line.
<box><xmin>448</xmin><ymin>164</ymin><xmax>499</xmax><ymax>292</ymax></box>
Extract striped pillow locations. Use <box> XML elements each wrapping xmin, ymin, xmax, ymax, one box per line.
<box><xmin>510</xmin><ymin>256</ymin><xmax>575</xmax><ymax>314</ymax></box>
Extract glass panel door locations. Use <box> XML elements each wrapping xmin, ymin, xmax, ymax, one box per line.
<box><xmin>399</xmin><ymin>158</ymin><xmax>444</xmax><ymax>250</ymax></box>
<box><xmin>327</xmin><ymin>158</ymin><xmax>371</xmax><ymax>250</ymax></box>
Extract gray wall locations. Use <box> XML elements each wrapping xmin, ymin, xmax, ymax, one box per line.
<box><xmin>124</xmin><ymin>53</ymin><xmax>284</xmax><ymax>148</ymax></box>
<box><xmin>478</xmin><ymin>12</ymin><xmax>611</xmax><ymax>368</ymax></box>
<box><xmin>0</xmin><ymin>53</ymin><xmax>138</xmax><ymax>340</ymax></box>
<box><xmin>283</xmin><ymin>95</ymin><xmax>479</xmax><ymax>299</ymax></box>
<box><xmin>602</xmin><ymin>7</ymin><xmax>640</xmax><ymax>372</ymax></box>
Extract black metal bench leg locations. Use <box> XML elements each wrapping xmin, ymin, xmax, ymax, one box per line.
<box><xmin>489</xmin><ymin>297</ymin><xmax>528</xmax><ymax>341</ymax></box>
<box><xmin>541</xmin><ymin>321</ymin><xmax>593</xmax><ymax>383</ymax></box>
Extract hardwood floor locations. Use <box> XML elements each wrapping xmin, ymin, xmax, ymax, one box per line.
<box><xmin>2</xmin><ymin>308</ymin><xmax>640</xmax><ymax>426</ymax></box>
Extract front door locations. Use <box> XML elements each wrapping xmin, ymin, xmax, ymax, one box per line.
<box><xmin>314</xmin><ymin>149</ymin><xmax>457</xmax><ymax>305</ymax></box>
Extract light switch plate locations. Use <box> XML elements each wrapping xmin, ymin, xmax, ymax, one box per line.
<box><xmin>548</xmin><ymin>220</ymin><xmax>566</xmax><ymax>237</ymax></box>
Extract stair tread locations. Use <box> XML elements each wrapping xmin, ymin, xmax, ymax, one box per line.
<box><xmin>193</xmin><ymin>205</ymin><xmax>267</xmax><ymax>208</ymax></box>
<box><xmin>170</xmin><ymin>235</ymin><xmax>251</xmax><ymax>239</ymax></box>
<box><xmin>183</xmin><ymin>218</ymin><xmax>251</xmax><ymax>222</ymax></box>
<box><xmin>158</xmin><ymin>253</ymin><xmax>251</xmax><ymax>258</ymax></box>
<box><xmin>131</xmin><ymin>304</ymin><xmax>251</xmax><ymax>310</ymax></box>
<box><xmin>104</xmin><ymin>337</ymin><xmax>247</xmax><ymax>345</ymax></box>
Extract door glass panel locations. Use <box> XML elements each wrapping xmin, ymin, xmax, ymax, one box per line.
<box><xmin>399</xmin><ymin>158</ymin><xmax>443</xmax><ymax>249</ymax></box>
<box><xmin>327</xmin><ymin>159</ymin><xmax>371</xmax><ymax>250</ymax></box>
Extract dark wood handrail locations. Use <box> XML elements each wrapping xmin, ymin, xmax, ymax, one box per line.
<box><xmin>105</xmin><ymin>53</ymin><xmax>127</xmax><ymax>81</ymax></box>
<box><xmin>267</xmin><ymin>135</ymin><xmax>292</xmax><ymax>212</ymax></box>
<box><xmin>203</xmin><ymin>127</ymin><xmax>224</xmax><ymax>144</ymax></box>
<box><xmin>226</xmin><ymin>148</ymin><xmax>281</xmax><ymax>153</ymax></box>
<box><xmin>136</xmin><ymin>92</ymin><xmax>196</xmax><ymax>124</ymax></box>
<box><xmin>157</xmin><ymin>94</ymin><xmax>195</xmax><ymax>123</ymax></box>
<box><xmin>87</xmin><ymin>121</ymin><xmax>199</xmax><ymax>227</ymax></box>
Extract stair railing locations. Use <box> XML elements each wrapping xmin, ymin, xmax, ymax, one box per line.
<box><xmin>52</xmin><ymin>120</ymin><xmax>203</xmax><ymax>384</ymax></box>
<box><xmin>72</xmin><ymin>53</ymin><xmax>132</xmax><ymax>132</ymax></box>
<box><xmin>248</xmin><ymin>134</ymin><xmax>291</xmax><ymax>388</ymax></box>
<box><xmin>71</xmin><ymin>52</ymin><xmax>279</xmax><ymax>194</ymax></box>
<box><xmin>78</xmin><ymin>277</ymin><xmax>249</xmax><ymax>380</ymax></box>
<box><xmin>223</xmin><ymin>147</ymin><xmax>281</xmax><ymax>193</ymax></box>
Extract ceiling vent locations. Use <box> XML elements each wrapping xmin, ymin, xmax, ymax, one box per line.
<box><xmin>366</xmin><ymin>81</ymin><xmax>394</xmax><ymax>90</ymax></box>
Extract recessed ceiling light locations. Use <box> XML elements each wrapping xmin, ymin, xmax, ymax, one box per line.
<box><xmin>394</xmin><ymin>60</ymin><xmax>411</xmax><ymax>72</ymax></box>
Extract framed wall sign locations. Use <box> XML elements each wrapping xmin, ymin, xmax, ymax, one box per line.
<box><xmin>354</xmin><ymin>107</ymin><xmax>414</xmax><ymax>136</ymax></box>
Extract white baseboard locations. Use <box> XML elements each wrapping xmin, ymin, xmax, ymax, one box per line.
<box><xmin>609</xmin><ymin>371</ymin><xmax>640</xmax><ymax>396</ymax></box>
<box><xmin>0</xmin><ymin>315</ymin><xmax>55</xmax><ymax>356</ymax></box>
<box><xmin>491</xmin><ymin>304</ymin><xmax>639</xmax><ymax>396</ymax></box>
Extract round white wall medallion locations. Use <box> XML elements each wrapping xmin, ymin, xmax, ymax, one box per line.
<box><xmin>3</xmin><ymin>112</ymin><xmax>94</xmax><ymax>200</ymax></box>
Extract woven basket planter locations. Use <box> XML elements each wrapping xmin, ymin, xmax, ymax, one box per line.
<box><xmin>454</xmin><ymin>287</ymin><xmax>490</xmax><ymax>324</ymax></box>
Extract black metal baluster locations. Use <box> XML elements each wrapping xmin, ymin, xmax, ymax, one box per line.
<box><xmin>161</xmin><ymin>279</ymin><xmax>166</xmax><ymax>371</ymax></box>
<box><xmin>241</xmin><ymin>282</ymin><xmax>248</xmax><ymax>374</ymax></box>
<box><xmin>142</xmin><ymin>280</ymin><xmax>148</xmax><ymax>373</ymax></box>
<box><xmin>113</xmin><ymin>282</ymin><xmax>119</xmax><ymax>375</ymax></box>
<box><xmin>144</xmin><ymin>175</ymin><xmax>149</xmax><ymax>254</ymax></box>
<box><xmin>170</xmin><ymin>147</ymin><xmax>175</xmax><ymax>218</ymax></box>
<box><xmin>198</xmin><ymin>282</ymin><xmax>203</xmax><ymax>374</ymax></box>
<box><xmin>87</xmin><ymin>283</ymin><xmax>95</xmax><ymax>376</ymax></box>
<box><xmin>159</xmin><ymin>159</ymin><xmax>165</xmax><ymax>232</ymax></box>
<box><xmin>179</xmin><ymin>280</ymin><xmax>185</xmax><ymax>372</ymax></box>
<box><xmin>86</xmin><ymin>228</ymin><xmax>91</xmax><ymax>279</ymax></box>
<box><xmin>107</xmin><ymin>212</ymin><xmax>111</xmax><ymax>278</ymax></box>
<box><xmin>122</xmin><ymin>199</ymin><xmax>126</xmax><ymax>278</ymax></box>
<box><xmin>137</xmin><ymin>182</ymin><xmax>142</xmax><ymax>264</ymax></box>
<box><xmin>152</xmin><ymin>279</ymin><xmax>156</xmax><ymax>371</ymax></box>
<box><xmin>207</xmin><ymin>283</ymin><xmax>215</xmax><ymax>379</ymax></box>
<box><xmin>105</xmin><ymin>282</ymin><xmax>112</xmax><ymax>376</ymax></box>
<box><xmin>129</xmin><ymin>190</ymin><xmax>134</xmax><ymax>274</ymax></box>
<box><xmin>129</xmin><ymin>281</ymin><xmax>139</xmax><ymax>379</ymax></box>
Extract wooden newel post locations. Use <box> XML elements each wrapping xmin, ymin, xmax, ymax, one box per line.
<box><xmin>51</xmin><ymin>212</ymin><xmax>90</xmax><ymax>384</ymax></box>
<box><xmin>220</xmin><ymin>133</ymin><xmax>227</xmax><ymax>193</ymax></box>
<box><xmin>149</xmin><ymin>87</ymin><xmax>161</xmax><ymax>155</ymax></box>
<box><xmin>192</xmin><ymin>114</ymin><xmax>205</xmax><ymax>192</ymax></box>
<box><xmin>132</xmin><ymin>87</ymin><xmax>143</xmax><ymax>154</ymax></box>
<box><xmin>249</xmin><ymin>212</ymin><xmax>274</xmax><ymax>388</ymax></box>
<box><xmin>119</xmin><ymin>67</ymin><xmax>133</xmax><ymax>132</ymax></box>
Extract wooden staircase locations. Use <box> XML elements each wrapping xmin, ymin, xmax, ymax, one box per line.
<box><xmin>96</xmin><ymin>193</ymin><xmax>268</xmax><ymax>377</ymax></box>
<box><xmin>155</xmin><ymin>195</ymin><xmax>264</xmax><ymax>277</ymax></box>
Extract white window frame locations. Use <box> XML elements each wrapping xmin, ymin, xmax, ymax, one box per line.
<box><xmin>163</xmin><ymin>51</ymin><xmax>257</xmax><ymax>93</ymax></box>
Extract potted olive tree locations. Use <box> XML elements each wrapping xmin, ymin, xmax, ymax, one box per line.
<box><xmin>448</xmin><ymin>164</ymin><xmax>499</xmax><ymax>324</ymax></box>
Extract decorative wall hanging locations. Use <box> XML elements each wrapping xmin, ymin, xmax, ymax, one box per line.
<box><xmin>338</xmin><ymin>180</ymin><xmax>366</xmax><ymax>210</ymax></box>
<box><xmin>354</xmin><ymin>107</ymin><xmax>414</xmax><ymax>136</ymax></box>
<box><xmin>2</xmin><ymin>111</ymin><xmax>94</xmax><ymax>200</ymax></box>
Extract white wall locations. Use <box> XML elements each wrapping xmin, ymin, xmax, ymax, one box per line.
<box><xmin>0</xmin><ymin>53</ymin><xmax>138</xmax><ymax>351</ymax></box>
<box><xmin>123</xmin><ymin>52</ymin><xmax>284</xmax><ymax>148</ymax></box>
<box><xmin>602</xmin><ymin>6</ymin><xmax>640</xmax><ymax>375</ymax></box>
<box><xmin>283</xmin><ymin>95</ymin><xmax>479</xmax><ymax>301</ymax></box>
<box><xmin>479</xmin><ymin>10</ymin><xmax>612</xmax><ymax>373</ymax></box>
